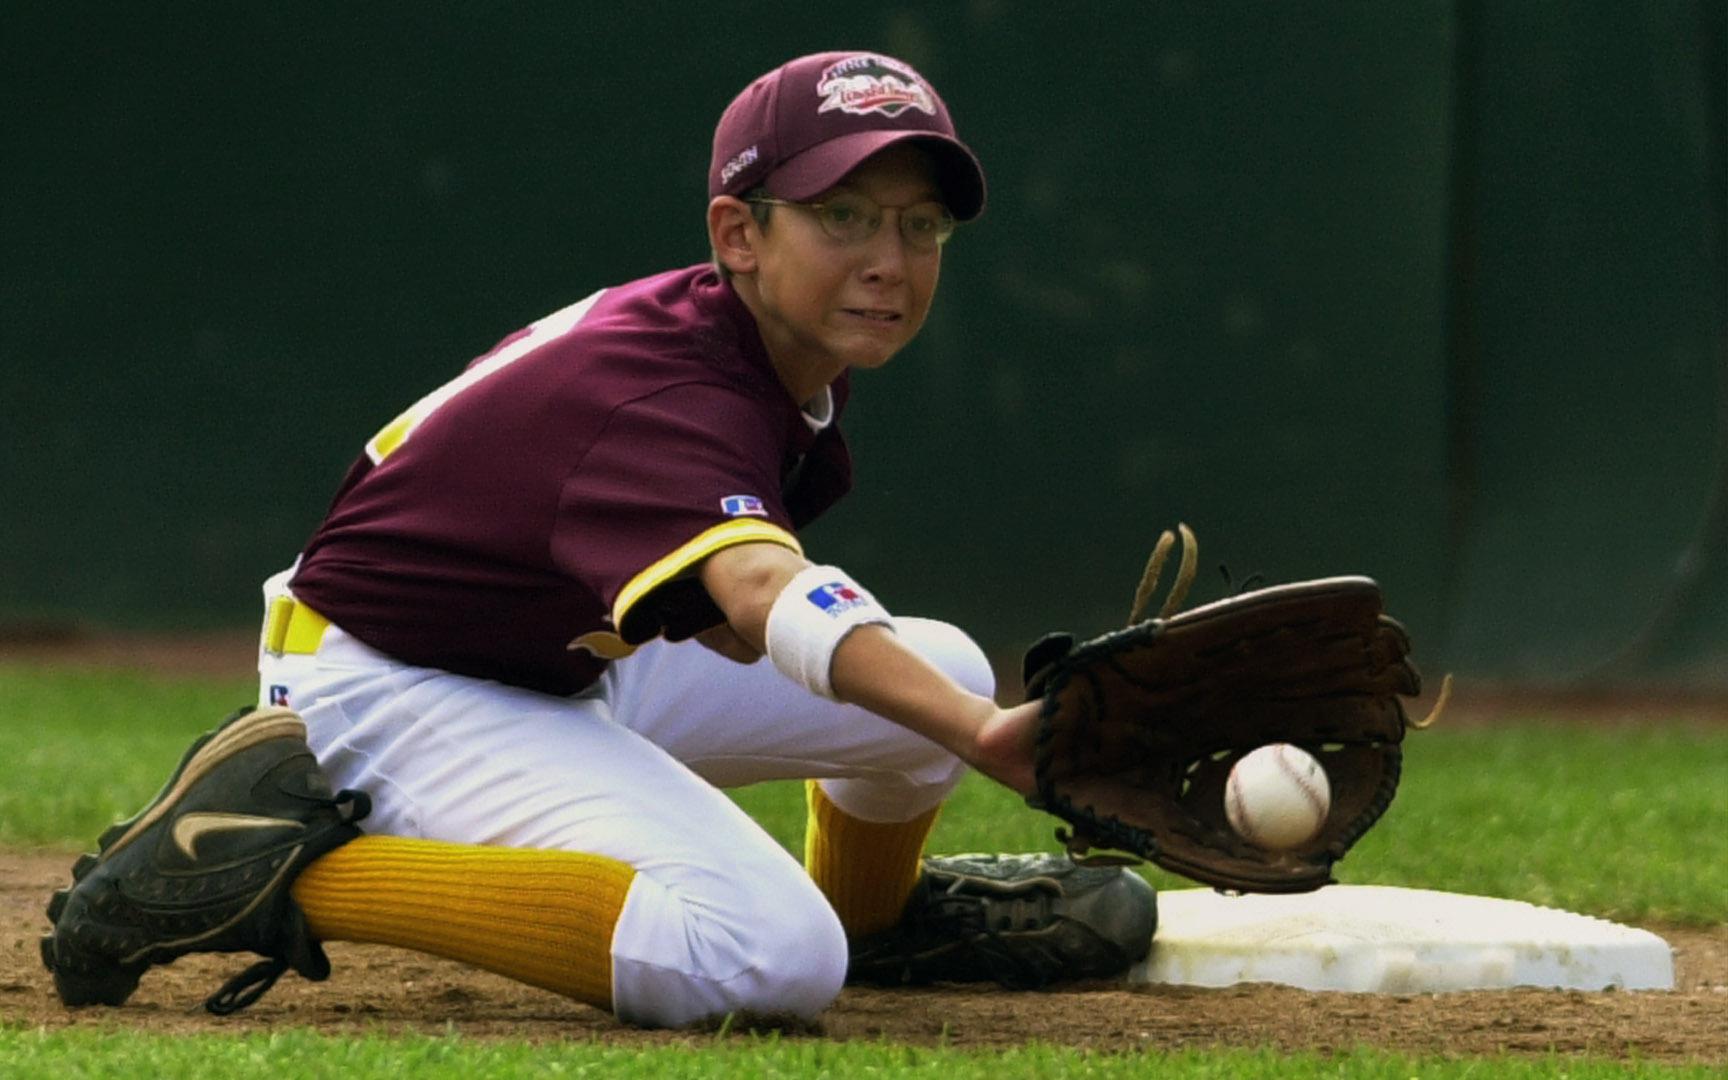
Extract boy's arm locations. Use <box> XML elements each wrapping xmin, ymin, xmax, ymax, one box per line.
<box><xmin>698</xmin><ymin>541</ymin><xmax>1038</xmax><ymax>794</ymax></box>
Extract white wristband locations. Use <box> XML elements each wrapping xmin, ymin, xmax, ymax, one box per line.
<box><xmin>765</xmin><ymin>565</ymin><xmax>895</xmax><ymax>699</ymax></box>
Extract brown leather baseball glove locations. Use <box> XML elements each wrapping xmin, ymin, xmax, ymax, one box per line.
<box><xmin>1023</xmin><ymin>525</ymin><xmax>1444</xmax><ymax>894</ymax></box>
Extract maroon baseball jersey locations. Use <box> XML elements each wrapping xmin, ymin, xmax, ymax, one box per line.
<box><xmin>290</xmin><ymin>265</ymin><xmax>853</xmax><ymax>695</ymax></box>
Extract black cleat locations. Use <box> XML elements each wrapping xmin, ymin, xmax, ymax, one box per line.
<box><xmin>40</xmin><ymin>705</ymin><xmax>369</xmax><ymax>1013</ymax></box>
<box><xmin>847</xmin><ymin>853</ymin><xmax>1156</xmax><ymax>988</ymax></box>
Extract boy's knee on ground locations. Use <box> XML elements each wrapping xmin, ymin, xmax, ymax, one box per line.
<box><xmin>610</xmin><ymin>867</ymin><xmax>847</xmax><ymax>1027</ymax></box>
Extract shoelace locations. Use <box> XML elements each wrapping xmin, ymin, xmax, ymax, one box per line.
<box><xmin>203</xmin><ymin>787</ymin><xmax>372</xmax><ymax>1016</ymax></box>
<box><xmin>206</xmin><ymin>957</ymin><xmax>289</xmax><ymax>1015</ymax></box>
<box><xmin>910</xmin><ymin>878</ymin><xmax>1070</xmax><ymax>988</ymax></box>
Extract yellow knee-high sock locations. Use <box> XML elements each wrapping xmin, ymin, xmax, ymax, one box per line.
<box><xmin>803</xmin><ymin>780</ymin><xmax>939</xmax><ymax>938</ymax></box>
<box><xmin>290</xmin><ymin>836</ymin><xmax>634</xmax><ymax>1011</ymax></box>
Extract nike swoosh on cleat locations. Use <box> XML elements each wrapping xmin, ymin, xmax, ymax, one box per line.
<box><xmin>171</xmin><ymin>813</ymin><xmax>306</xmax><ymax>860</ymax></box>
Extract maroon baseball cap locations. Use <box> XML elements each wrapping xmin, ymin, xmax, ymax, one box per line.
<box><xmin>710</xmin><ymin>51</ymin><xmax>986</xmax><ymax>221</ymax></box>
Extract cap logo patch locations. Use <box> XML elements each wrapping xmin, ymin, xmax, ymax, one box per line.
<box><xmin>721</xmin><ymin>494</ymin><xmax>768</xmax><ymax>517</ymax></box>
<box><xmin>816</xmin><ymin>54</ymin><xmax>936</xmax><ymax>119</ymax></box>
<box><xmin>719</xmin><ymin>144</ymin><xmax>759</xmax><ymax>185</ymax></box>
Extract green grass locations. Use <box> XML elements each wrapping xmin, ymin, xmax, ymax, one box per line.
<box><xmin>0</xmin><ymin>666</ymin><xmax>254</xmax><ymax>847</ymax></box>
<box><xmin>7</xmin><ymin>663</ymin><xmax>1723</xmax><ymax>924</ymax></box>
<box><xmin>0</xmin><ymin>1027</ymin><xmax>1716</xmax><ymax>1079</ymax></box>
<box><xmin>748</xmin><ymin>724</ymin><xmax>1728</xmax><ymax>925</ymax></box>
<box><xmin>5</xmin><ymin>662</ymin><xmax>1725</xmax><ymax>1077</ymax></box>
<box><xmin>1347</xmin><ymin>724</ymin><xmax>1728</xmax><ymax>924</ymax></box>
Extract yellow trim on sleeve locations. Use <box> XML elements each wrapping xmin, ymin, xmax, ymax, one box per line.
<box><xmin>366</xmin><ymin>411</ymin><xmax>417</xmax><ymax>463</ymax></box>
<box><xmin>612</xmin><ymin>519</ymin><xmax>802</xmax><ymax>633</ymax></box>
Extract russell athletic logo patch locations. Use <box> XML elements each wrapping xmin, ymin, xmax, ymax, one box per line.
<box><xmin>807</xmin><ymin>582</ymin><xmax>872</xmax><ymax>616</ymax></box>
<box><xmin>721</xmin><ymin>494</ymin><xmax>768</xmax><ymax>517</ymax></box>
<box><xmin>816</xmin><ymin>54</ymin><xmax>936</xmax><ymax>118</ymax></box>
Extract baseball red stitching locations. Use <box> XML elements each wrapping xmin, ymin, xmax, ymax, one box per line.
<box><xmin>1273</xmin><ymin>745</ymin><xmax>1329</xmax><ymax>831</ymax></box>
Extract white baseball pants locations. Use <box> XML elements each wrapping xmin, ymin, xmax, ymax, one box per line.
<box><xmin>255</xmin><ymin>569</ymin><xmax>991</xmax><ymax>1026</ymax></box>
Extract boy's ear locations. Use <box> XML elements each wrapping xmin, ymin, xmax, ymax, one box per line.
<box><xmin>708</xmin><ymin>197</ymin><xmax>759</xmax><ymax>275</ymax></box>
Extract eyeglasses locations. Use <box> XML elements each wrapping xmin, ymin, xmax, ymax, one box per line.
<box><xmin>746</xmin><ymin>192</ymin><xmax>956</xmax><ymax>253</ymax></box>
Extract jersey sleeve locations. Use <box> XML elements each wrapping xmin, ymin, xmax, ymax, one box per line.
<box><xmin>552</xmin><ymin>382</ymin><xmax>805</xmax><ymax>645</ymax></box>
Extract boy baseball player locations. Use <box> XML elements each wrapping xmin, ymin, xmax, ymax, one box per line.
<box><xmin>42</xmin><ymin>50</ymin><xmax>1154</xmax><ymax>1026</ymax></box>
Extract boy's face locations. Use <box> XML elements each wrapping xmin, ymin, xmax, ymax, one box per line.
<box><xmin>745</xmin><ymin>144</ymin><xmax>945</xmax><ymax>377</ymax></box>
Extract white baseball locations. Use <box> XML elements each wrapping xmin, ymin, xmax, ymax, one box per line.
<box><xmin>1224</xmin><ymin>743</ymin><xmax>1331</xmax><ymax>850</ymax></box>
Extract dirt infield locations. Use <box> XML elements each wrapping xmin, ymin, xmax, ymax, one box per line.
<box><xmin>7</xmin><ymin>633</ymin><xmax>1728</xmax><ymax>1062</ymax></box>
<box><xmin>4</xmin><ymin>851</ymin><xmax>1727</xmax><ymax>1063</ymax></box>
<box><xmin>0</xmin><ymin>627</ymin><xmax>261</xmax><ymax>680</ymax></box>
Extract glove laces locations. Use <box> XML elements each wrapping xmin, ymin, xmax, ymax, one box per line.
<box><xmin>1128</xmin><ymin>523</ymin><xmax>1200</xmax><ymax>624</ymax></box>
<box><xmin>1126</xmin><ymin>523</ymin><xmax>1453</xmax><ymax>729</ymax></box>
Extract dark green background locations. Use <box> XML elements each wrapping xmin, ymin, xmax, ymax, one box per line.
<box><xmin>4</xmin><ymin>3</ymin><xmax>1724</xmax><ymax>685</ymax></box>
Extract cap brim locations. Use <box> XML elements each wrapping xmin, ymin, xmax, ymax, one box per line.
<box><xmin>764</xmin><ymin>130</ymin><xmax>987</xmax><ymax>221</ymax></box>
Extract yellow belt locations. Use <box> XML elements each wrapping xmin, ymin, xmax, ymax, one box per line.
<box><xmin>263</xmin><ymin>595</ymin><xmax>331</xmax><ymax>656</ymax></box>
